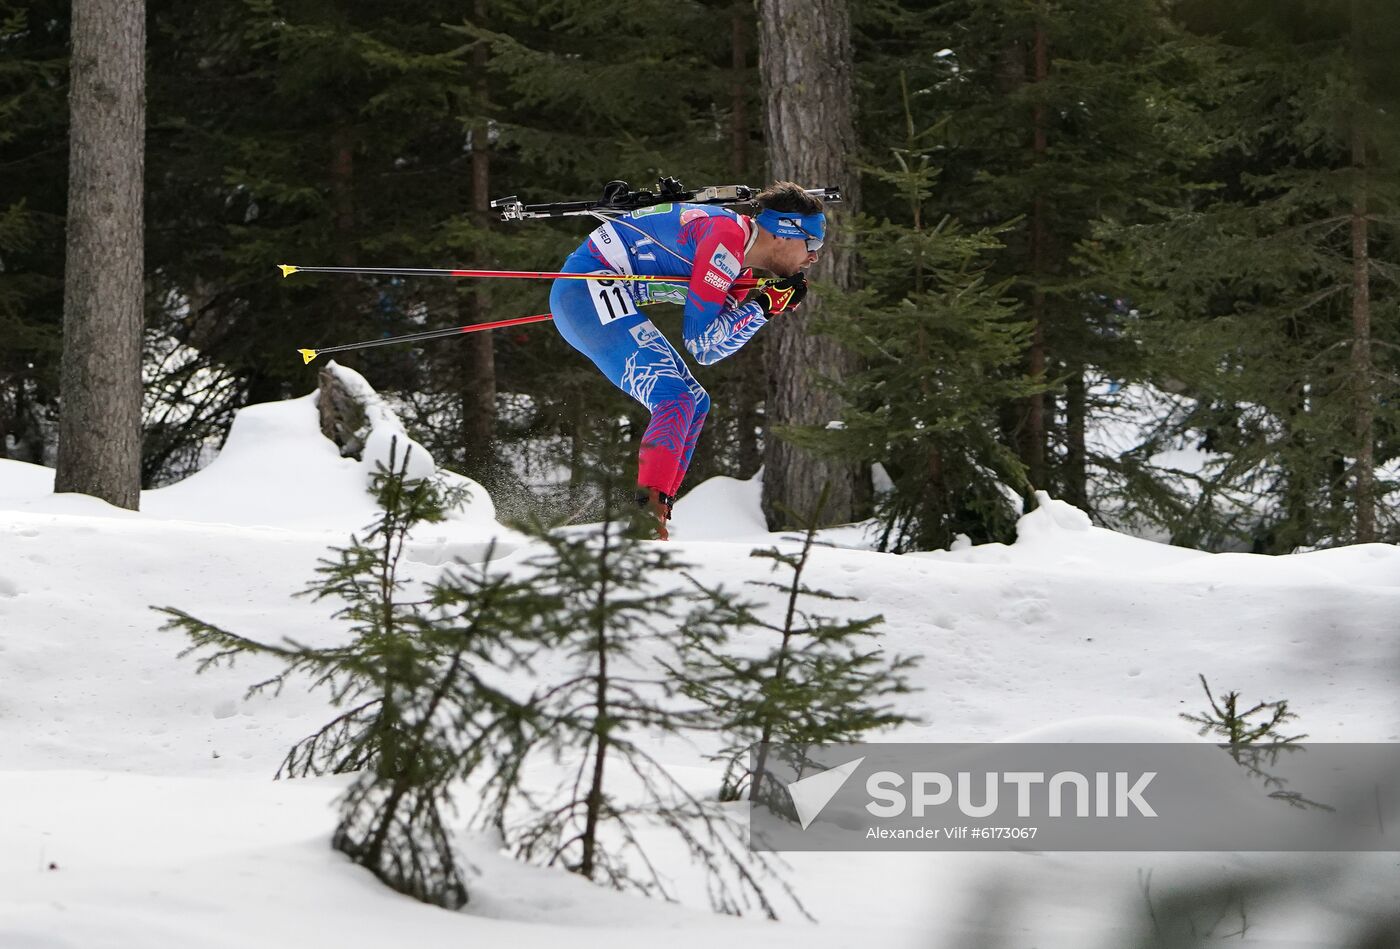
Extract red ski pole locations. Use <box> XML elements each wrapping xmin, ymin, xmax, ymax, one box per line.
<box><xmin>279</xmin><ymin>264</ymin><xmax>689</xmax><ymax>283</ymax></box>
<box><xmin>298</xmin><ymin>312</ymin><xmax>556</xmax><ymax>364</ymax></box>
<box><xmin>294</xmin><ymin>275</ymin><xmax>768</xmax><ymax>364</ymax></box>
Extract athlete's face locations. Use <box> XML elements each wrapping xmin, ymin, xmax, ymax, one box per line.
<box><xmin>771</xmin><ymin>236</ymin><xmax>819</xmax><ymax>277</ymax></box>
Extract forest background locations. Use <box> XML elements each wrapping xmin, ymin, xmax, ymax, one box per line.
<box><xmin>3</xmin><ymin>0</ymin><xmax>1398</xmax><ymax>553</ymax></box>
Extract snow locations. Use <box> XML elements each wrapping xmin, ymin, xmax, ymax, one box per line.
<box><xmin>141</xmin><ymin>363</ymin><xmax>496</xmax><ymax>534</ymax></box>
<box><xmin>2</xmin><ymin>377</ymin><xmax>1399</xmax><ymax>947</ymax></box>
<box><xmin>671</xmin><ymin>474</ymin><xmax>770</xmax><ymax>541</ymax></box>
<box><xmin>923</xmin><ymin>491</ymin><xmax>1400</xmax><ymax>589</ymax></box>
<box><xmin>0</xmin><ymin>459</ymin><xmax>55</xmax><ymax>505</ymax></box>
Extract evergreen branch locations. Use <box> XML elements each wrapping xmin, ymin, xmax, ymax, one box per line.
<box><xmin>277</xmin><ymin>698</ymin><xmax>384</xmax><ymax>779</ymax></box>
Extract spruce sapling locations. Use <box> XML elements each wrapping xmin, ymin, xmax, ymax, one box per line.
<box><xmin>487</xmin><ymin>490</ymin><xmax>802</xmax><ymax>919</ymax></box>
<box><xmin>1181</xmin><ymin>674</ymin><xmax>1326</xmax><ymax>810</ymax></box>
<box><xmin>156</xmin><ymin>441</ymin><xmax>543</xmax><ymax>909</ymax></box>
<box><xmin>674</xmin><ymin>488</ymin><xmax>920</xmax><ymax>807</ymax></box>
<box><xmin>785</xmin><ymin>77</ymin><xmax>1037</xmax><ymax>552</ymax></box>
<box><xmin>1181</xmin><ymin>674</ymin><xmax>1307</xmax><ymax>747</ymax></box>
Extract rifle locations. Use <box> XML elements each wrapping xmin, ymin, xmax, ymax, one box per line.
<box><xmin>491</xmin><ymin>176</ymin><xmax>842</xmax><ymax>221</ymax></box>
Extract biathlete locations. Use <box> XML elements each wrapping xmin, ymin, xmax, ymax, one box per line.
<box><xmin>548</xmin><ymin>181</ymin><xmax>826</xmax><ymax>539</ymax></box>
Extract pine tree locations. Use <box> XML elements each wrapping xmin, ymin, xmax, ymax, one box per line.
<box><xmin>160</xmin><ymin>441</ymin><xmax>804</xmax><ymax>914</ymax></box>
<box><xmin>1180</xmin><ymin>674</ymin><xmax>1306</xmax><ymax>748</ymax></box>
<box><xmin>674</xmin><ymin>489</ymin><xmax>919</xmax><ymax>805</ymax></box>
<box><xmin>798</xmin><ymin>79</ymin><xmax>1042</xmax><ymax>551</ymax></box>
<box><xmin>488</xmin><ymin>487</ymin><xmax>800</xmax><ymax>918</ymax></box>
<box><xmin>140</xmin><ymin>0</ymin><xmax>278</xmax><ymax>484</ymax></box>
<box><xmin>757</xmin><ymin>0</ymin><xmax>865</xmax><ymax>529</ymax></box>
<box><xmin>459</xmin><ymin>0</ymin><xmax>737</xmax><ymax>191</ymax></box>
<box><xmin>144</xmin><ymin>0</ymin><xmax>492</xmax><ymax>481</ymax></box>
<box><xmin>913</xmin><ymin>0</ymin><xmax>1204</xmax><ymax>519</ymax></box>
<box><xmin>55</xmin><ymin>0</ymin><xmax>145</xmax><ymax>509</ymax></box>
<box><xmin>157</xmin><ymin>444</ymin><xmax>547</xmax><ymax>909</ymax></box>
<box><xmin>0</xmin><ymin>0</ymin><xmax>67</xmax><ymax>464</ymax></box>
<box><xmin>1098</xmin><ymin>1</ymin><xmax>1400</xmax><ymax>549</ymax></box>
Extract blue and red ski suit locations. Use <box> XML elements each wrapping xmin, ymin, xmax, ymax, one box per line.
<box><xmin>548</xmin><ymin>203</ymin><xmax>769</xmax><ymax>498</ymax></box>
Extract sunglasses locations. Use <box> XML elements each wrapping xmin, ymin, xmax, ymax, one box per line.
<box><xmin>794</xmin><ymin>224</ymin><xmax>824</xmax><ymax>253</ymax></box>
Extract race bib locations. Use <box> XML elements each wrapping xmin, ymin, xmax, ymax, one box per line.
<box><xmin>587</xmin><ymin>276</ymin><xmax>639</xmax><ymax>325</ymax></box>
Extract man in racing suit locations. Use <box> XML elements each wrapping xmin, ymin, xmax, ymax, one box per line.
<box><xmin>548</xmin><ymin>181</ymin><xmax>826</xmax><ymax>539</ymax></box>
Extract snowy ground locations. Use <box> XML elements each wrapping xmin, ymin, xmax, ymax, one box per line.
<box><xmin>3</xmin><ymin>369</ymin><xmax>1399</xmax><ymax>948</ymax></box>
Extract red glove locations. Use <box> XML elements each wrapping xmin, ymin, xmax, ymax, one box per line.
<box><xmin>753</xmin><ymin>272</ymin><xmax>808</xmax><ymax>316</ymax></box>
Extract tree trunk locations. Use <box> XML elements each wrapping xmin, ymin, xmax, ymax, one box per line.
<box><xmin>330</xmin><ymin>125</ymin><xmax>356</xmax><ymax>335</ymax></box>
<box><xmin>923</xmin><ymin>446</ymin><xmax>948</xmax><ymax>551</ymax></box>
<box><xmin>1065</xmin><ymin>365</ymin><xmax>1088</xmax><ymax>512</ymax></box>
<box><xmin>55</xmin><ymin>0</ymin><xmax>145</xmax><ymax>509</ymax></box>
<box><xmin>729</xmin><ymin>1</ymin><xmax>762</xmax><ymax>479</ymax></box>
<box><xmin>1023</xmin><ymin>24</ymin><xmax>1049</xmax><ymax>493</ymax></box>
<box><xmin>1349</xmin><ymin>117</ymin><xmax>1375</xmax><ymax>544</ymax></box>
<box><xmin>735</xmin><ymin>351</ymin><xmax>764</xmax><ymax>478</ymax></box>
<box><xmin>460</xmin><ymin>9</ymin><xmax>497</xmax><ymax>476</ymax></box>
<box><xmin>579</xmin><ymin>541</ymin><xmax>613</xmax><ymax>880</ymax></box>
<box><xmin>730</xmin><ymin>0</ymin><xmax>749</xmax><ymax>179</ymax></box>
<box><xmin>457</xmin><ymin>299</ymin><xmax>496</xmax><ymax>470</ymax></box>
<box><xmin>756</xmin><ymin>0</ymin><xmax>862</xmax><ymax>528</ymax></box>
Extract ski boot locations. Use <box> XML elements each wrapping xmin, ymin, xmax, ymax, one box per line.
<box><xmin>635</xmin><ymin>486</ymin><xmax>674</xmax><ymax>541</ymax></box>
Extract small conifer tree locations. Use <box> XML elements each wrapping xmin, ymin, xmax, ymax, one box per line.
<box><xmin>674</xmin><ymin>489</ymin><xmax>920</xmax><ymax>806</ymax></box>
<box><xmin>797</xmin><ymin>79</ymin><xmax>1039</xmax><ymax>552</ymax></box>
<box><xmin>483</xmin><ymin>489</ymin><xmax>801</xmax><ymax>919</ymax></box>
<box><xmin>156</xmin><ymin>442</ymin><xmax>546</xmax><ymax>909</ymax></box>
<box><xmin>1181</xmin><ymin>674</ymin><xmax>1327</xmax><ymax>811</ymax></box>
<box><xmin>159</xmin><ymin>437</ymin><xmax>808</xmax><ymax>915</ymax></box>
<box><xmin>1180</xmin><ymin>674</ymin><xmax>1307</xmax><ymax>747</ymax></box>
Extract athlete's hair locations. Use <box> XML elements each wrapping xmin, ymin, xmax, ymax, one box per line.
<box><xmin>755</xmin><ymin>181</ymin><xmax>823</xmax><ymax>215</ymax></box>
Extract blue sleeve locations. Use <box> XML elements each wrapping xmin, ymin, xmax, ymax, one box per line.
<box><xmin>681</xmin><ymin>217</ymin><xmax>769</xmax><ymax>366</ymax></box>
<box><xmin>686</xmin><ymin>299</ymin><xmax>768</xmax><ymax>366</ymax></box>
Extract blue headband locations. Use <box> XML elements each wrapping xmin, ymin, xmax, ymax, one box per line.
<box><xmin>755</xmin><ymin>207</ymin><xmax>826</xmax><ymax>243</ymax></box>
